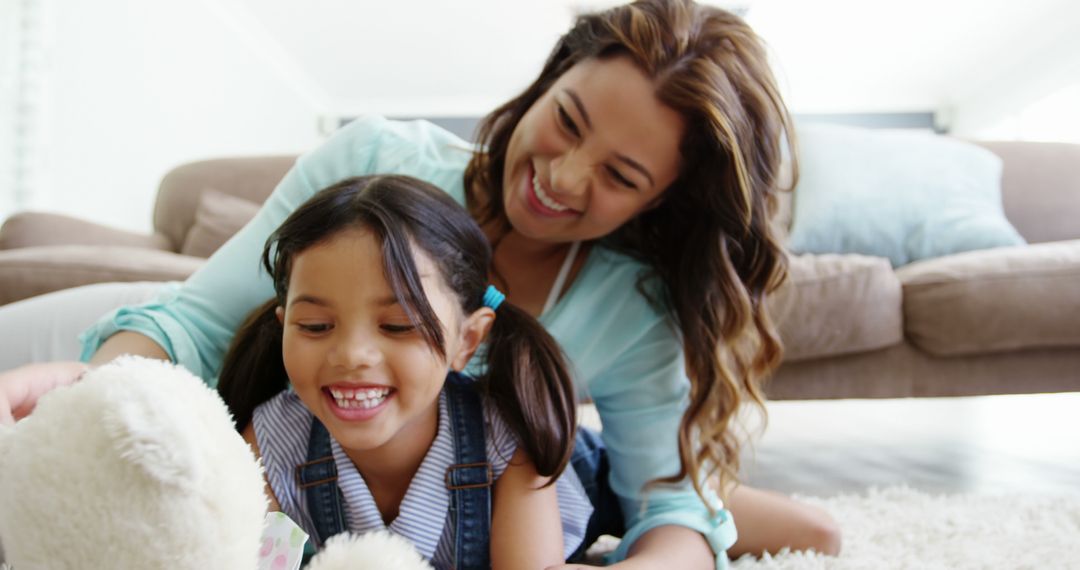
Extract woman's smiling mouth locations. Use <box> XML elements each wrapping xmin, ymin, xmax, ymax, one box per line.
<box><xmin>526</xmin><ymin>164</ymin><xmax>578</xmax><ymax>217</ymax></box>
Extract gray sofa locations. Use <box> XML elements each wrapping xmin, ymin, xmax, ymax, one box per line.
<box><xmin>1</xmin><ymin>141</ymin><xmax>1078</xmax><ymax>400</ymax></box>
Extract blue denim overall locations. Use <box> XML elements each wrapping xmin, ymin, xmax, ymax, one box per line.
<box><xmin>295</xmin><ymin>371</ymin><xmax>623</xmax><ymax>568</ymax></box>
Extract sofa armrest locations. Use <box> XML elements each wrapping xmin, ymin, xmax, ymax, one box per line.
<box><xmin>0</xmin><ymin>212</ymin><xmax>173</xmax><ymax>251</ymax></box>
<box><xmin>0</xmin><ymin>246</ymin><xmax>204</xmax><ymax>306</ymax></box>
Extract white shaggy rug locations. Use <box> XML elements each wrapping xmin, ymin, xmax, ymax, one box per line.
<box><xmin>729</xmin><ymin>486</ymin><xmax>1080</xmax><ymax>570</ymax></box>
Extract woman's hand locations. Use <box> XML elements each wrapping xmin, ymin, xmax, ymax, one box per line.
<box><xmin>548</xmin><ymin>524</ymin><xmax>716</xmax><ymax>570</ymax></box>
<box><xmin>546</xmin><ymin>562</ymin><xmax>647</xmax><ymax>570</ymax></box>
<box><xmin>0</xmin><ymin>362</ymin><xmax>89</xmax><ymax>425</ymax></box>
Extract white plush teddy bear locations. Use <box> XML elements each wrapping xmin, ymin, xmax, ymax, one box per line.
<box><xmin>0</xmin><ymin>357</ymin><xmax>431</xmax><ymax>570</ymax></box>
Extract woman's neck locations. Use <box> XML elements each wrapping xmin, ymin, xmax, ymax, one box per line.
<box><xmin>486</xmin><ymin>228</ymin><xmax>587</xmax><ymax>317</ymax></box>
<box><xmin>340</xmin><ymin>401</ymin><xmax>439</xmax><ymax>524</ymax></box>
<box><xmin>471</xmin><ymin>184</ymin><xmax>588</xmax><ymax>316</ymax></box>
<box><xmin>487</xmin><ymin>226</ymin><xmax>572</xmax><ymax>261</ymax></box>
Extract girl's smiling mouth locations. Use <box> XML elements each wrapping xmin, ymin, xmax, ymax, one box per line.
<box><xmin>323</xmin><ymin>385</ymin><xmax>394</xmax><ymax>420</ymax></box>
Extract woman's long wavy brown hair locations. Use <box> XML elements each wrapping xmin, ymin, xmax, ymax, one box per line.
<box><xmin>464</xmin><ymin>0</ymin><xmax>795</xmax><ymax>503</ymax></box>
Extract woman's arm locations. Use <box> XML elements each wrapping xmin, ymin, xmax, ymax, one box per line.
<box><xmin>624</xmin><ymin>525</ymin><xmax>712</xmax><ymax>566</ymax></box>
<box><xmin>548</xmin><ymin>525</ymin><xmax>711</xmax><ymax>570</ymax></box>
<box><xmin>490</xmin><ymin>448</ymin><xmax>564</xmax><ymax>570</ymax></box>
<box><xmin>88</xmin><ymin>330</ymin><xmax>170</xmax><ymax>364</ymax></box>
<box><xmin>576</xmin><ymin>307</ymin><xmax>733</xmax><ymax>569</ymax></box>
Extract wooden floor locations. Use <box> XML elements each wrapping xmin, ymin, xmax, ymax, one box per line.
<box><xmin>737</xmin><ymin>392</ymin><xmax>1080</xmax><ymax>496</ymax></box>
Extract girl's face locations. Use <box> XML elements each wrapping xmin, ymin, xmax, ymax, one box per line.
<box><xmin>277</xmin><ymin>227</ymin><xmax>488</xmax><ymax>457</ymax></box>
<box><xmin>501</xmin><ymin>55</ymin><xmax>686</xmax><ymax>244</ymax></box>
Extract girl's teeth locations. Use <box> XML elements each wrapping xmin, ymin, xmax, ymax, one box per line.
<box><xmin>329</xmin><ymin>387</ymin><xmax>390</xmax><ymax>409</ymax></box>
<box><xmin>533</xmin><ymin>173</ymin><xmax>569</xmax><ymax>212</ymax></box>
<box><xmin>333</xmin><ymin>393</ymin><xmax>387</xmax><ymax>409</ymax></box>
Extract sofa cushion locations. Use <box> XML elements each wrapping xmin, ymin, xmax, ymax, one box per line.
<box><xmin>787</xmin><ymin>123</ymin><xmax>1026</xmax><ymax>267</ymax></box>
<box><xmin>771</xmin><ymin>252</ymin><xmax>903</xmax><ymax>361</ymax></box>
<box><xmin>179</xmin><ymin>190</ymin><xmax>261</xmax><ymax>258</ymax></box>
<box><xmin>897</xmin><ymin>239</ymin><xmax>1080</xmax><ymax>356</ymax></box>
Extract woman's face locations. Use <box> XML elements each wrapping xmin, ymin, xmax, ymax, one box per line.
<box><xmin>277</xmin><ymin>227</ymin><xmax>474</xmax><ymax>458</ymax></box>
<box><xmin>502</xmin><ymin>55</ymin><xmax>686</xmax><ymax>244</ymax></box>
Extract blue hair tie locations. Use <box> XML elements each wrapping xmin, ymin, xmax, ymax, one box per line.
<box><xmin>483</xmin><ymin>285</ymin><xmax>505</xmax><ymax>311</ymax></box>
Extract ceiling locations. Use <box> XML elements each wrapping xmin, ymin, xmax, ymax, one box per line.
<box><xmin>219</xmin><ymin>0</ymin><xmax>1078</xmax><ymax>121</ymax></box>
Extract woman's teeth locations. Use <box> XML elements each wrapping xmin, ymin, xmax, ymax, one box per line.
<box><xmin>330</xmin><ymin>387</ymin><xmax>390</xmax><ymax>409</ymax></box>
<box><xmin>532</xmin><ymin>172</ymin><xmax>570</xmax><ymax>212</ymax></box>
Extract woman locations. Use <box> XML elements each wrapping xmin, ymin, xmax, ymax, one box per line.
<box><xmin>0</xmin><ymin>0</ymin><xmax>839</xmax><ymax>566</ymax></box>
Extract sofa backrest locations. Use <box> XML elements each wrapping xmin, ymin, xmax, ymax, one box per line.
<box><xmin>974</xmin><ymin>141</ymin><xmax>1080</xmax><ymax>244</ymax></box>
<box><xmin>153</xmin><ymin>156</ymin><xmax>297</xmax><ymax>251</ymax></box>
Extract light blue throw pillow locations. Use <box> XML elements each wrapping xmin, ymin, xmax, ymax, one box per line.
<box><xmin>787</xmin><ymin>123</ymin><xmax>1025</xmax><ymax>267</ymax></box>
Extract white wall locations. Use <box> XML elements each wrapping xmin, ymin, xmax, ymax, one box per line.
<box><xmin>0</xmin><ymin>0</ymin><xmax>31</xmax><ymax>222</ymax></box>
<box><xmin>746</xmin><ymin>0</ymin><xmax>1077</xmax><ymax>130</ymax></box>
<box><xmin>943</xmin><ymin>1</ymin><xmax>1080</xmax><ymax>140</ymax></box>
<box><xmin>241</xmin><ymin>0</ymin><xmax>605</xmax><ymax>118</ymax></box>
<box><xmin>20</xmin><ymin>0</ymin><xmax>325</xmax><ymax>233</ymax></box>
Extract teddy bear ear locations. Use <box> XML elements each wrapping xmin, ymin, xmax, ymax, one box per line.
<box><xmin>305</xmin><ymin>531</ymin><xmax>433</xmax><ymax>570</ymax></box>
<box><xmin>103</xmin><ymin>396</ymin><xmax>202</xmax><ymax>488</ymax></box>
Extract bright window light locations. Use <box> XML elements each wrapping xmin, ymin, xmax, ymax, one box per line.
<box><xmin>981</xmin><ymin>84</ymin><xmax>1080</xmax><ymax>143</ymax></box>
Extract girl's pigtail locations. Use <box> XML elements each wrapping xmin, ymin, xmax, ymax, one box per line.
<box><xmin>481</xmin><ymin>302</ymin><xmax>576</xmax><ymax>482</ymax></box>
<box><xmin>217</xmin><ymin>299</ymin><xmax>288</xmax><ymax>431</ymax></box>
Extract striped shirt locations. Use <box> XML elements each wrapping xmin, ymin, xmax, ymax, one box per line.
<box><xmin>253</xmin><ymin>389</ymin><xmax>593</xmax><ymax>567</ymax></box>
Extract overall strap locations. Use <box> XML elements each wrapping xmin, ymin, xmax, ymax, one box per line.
<box><xmin>296</xmin><ymin>418</ymin><xmax>348</xmax><ymax>549</ymax></box>
<box><xmin>444</xmin><ymin>373</ymin><xmax>493</xmax><ymax>570</ymax></box>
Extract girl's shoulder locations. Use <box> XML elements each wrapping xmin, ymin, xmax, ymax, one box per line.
<box><xmin>251</xmin><ymin>391</ymin><xmax>311</xmax><ymax>468</ymax></box>
<box><xmin>478</xmin><ymin>392</ymin><xmax>518</xmax><ymax>474</ymax></box>
<box><xmin>253</xmin><ymin>389</ymin><xmax>308</xmax><ymax>420</ymax></box>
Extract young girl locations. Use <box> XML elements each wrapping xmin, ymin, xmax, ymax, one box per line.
<box><xmin>217</xmin><ymin>175</ymin><xmax>591</xmax><ymax>569</ymax></box>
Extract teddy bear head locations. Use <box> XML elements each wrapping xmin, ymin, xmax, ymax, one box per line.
<box><xmin>0</xmin><ymin>357</ymin><xmax>268</xmax><ymax>569</ymax></box>
<box><xmin>0</xmin><ymin>357</ymin><xmax>433</xmax><ymax>570</ymax></box>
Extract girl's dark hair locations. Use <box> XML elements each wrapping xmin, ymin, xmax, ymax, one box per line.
<box><xmin>217</xmin><ymin>175</ymin><xmax>577</xmax><ymax>480</ymax></box>
<box><xmin>464</xmin><ymin>0</ymin><xmax>794</xmax><ymax>501</ymax></box>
